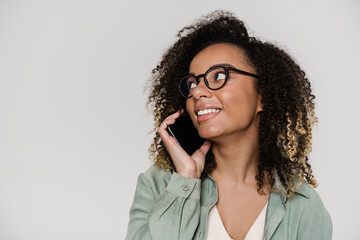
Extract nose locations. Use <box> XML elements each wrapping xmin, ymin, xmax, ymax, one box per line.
<box><xmin>191</xmin><ymin>77</ymin><xmax>212</xmax><ymax>100</ymax></box>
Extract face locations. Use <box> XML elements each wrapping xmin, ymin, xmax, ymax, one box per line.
<box><xmin>185</xmin><ymin>43</ymin><xmax>263</xmax><ymax>140</ymax></box>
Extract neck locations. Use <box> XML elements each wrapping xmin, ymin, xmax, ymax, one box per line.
<box><xmin>210</xmin><ymin>118</ymin><xmax>260</xmax><ymax>185</ymax></box>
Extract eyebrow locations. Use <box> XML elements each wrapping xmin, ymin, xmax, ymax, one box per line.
<box><xmin>188</xmin><ymin>63</ymin><xmax>236</xmax><ymax>75</ymax></box>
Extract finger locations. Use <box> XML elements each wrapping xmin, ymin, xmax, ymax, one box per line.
<box><xmin>158</xmin><ymin>111</ymin><xmax>182</xmax><ymax>135</ymax></box>
<box><xmin>164</xmin><ymin>111</ymin><xmax>181</xmax><ymax>121</ymax></box>
<box><xmin>158</xmin><ymin>117</ymin><xmax>176</xmax><ymax>132</ymax></box>
<box><xmin>194</xmin><ymin>140</ymin><xmax>212</xmax><ymax>156</ymax></box>
<box><xmin>158</xmin><ymin>119</ymin><xmax>177</xmax><ymax>141</ymax></box>
<box><xmin>199</xmin><ymin>140</ymin><xmax>212</xmax><ymax>153</ymax></box>
<box><xmin>157</xmin><ymin>112</ymin><xmax>183</xmax><ymax>142</ymax></box>
<box><xmin>190</xmin><ymin>140</ymin><xmax>211</xmax><ymax>175</ymax></box>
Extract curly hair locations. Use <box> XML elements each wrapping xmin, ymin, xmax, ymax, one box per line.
<box><xmin>146</xmin><ymin>10</ymin><xmax>318</xmax><ymax>198</ymax></box>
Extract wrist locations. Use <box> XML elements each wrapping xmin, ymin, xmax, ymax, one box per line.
<box><xmin>177</xmin><ymin>170</ymin><xmax>200</xmax><ymax>179</ymax></box>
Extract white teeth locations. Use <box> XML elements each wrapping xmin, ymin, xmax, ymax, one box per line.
<box><xmin>197</xmin><ymin>109</ymin><xmax>221</xmax><ymax>116</ymax></box>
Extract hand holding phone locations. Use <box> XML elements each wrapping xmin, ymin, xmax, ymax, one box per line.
<box><xmin>157</xmin><ymin>111</ymin><xmax>211</xmax><ymax>179</ymax></box>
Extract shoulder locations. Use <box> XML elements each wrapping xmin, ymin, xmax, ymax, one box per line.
<box><xmin>295</xmin><ymin>181</ymin><xmax>320</xmax><ymax>199</ymax></box>
<box><xmin>288</xmin><ymin>181</ymin><xmax>333</xmax><ymax>237</ymax></box>
<box><xmin>288</xmin><ymin>181</ymin><xmax>329</xmax><ymax>215</ymax></box>
<box><xmin>291</xmin><ymin>181</ymin><xmax>328</xmax><ymax>211</ymax></box>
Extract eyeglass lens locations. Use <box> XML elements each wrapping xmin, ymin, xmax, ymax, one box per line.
<box><xmin>180</xmin><ymin>66</ymin><xmax>227</xmax><ymax>97</ymax></box>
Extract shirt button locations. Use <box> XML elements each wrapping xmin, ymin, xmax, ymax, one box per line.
<box><xmin>199</xmin><ymin>232</ymin><xmax>203</xmax><ymax>237</ymax></box>
<box><xmin>182</xmin><ymin>184</ymin><xmax>190</xmax><ymax>191</ymax></box>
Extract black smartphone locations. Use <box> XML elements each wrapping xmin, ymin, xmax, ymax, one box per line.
<box><xmin>166</xmin><ymin>114</ymin><xmax>206</xmax><ymax>156</ymax></box>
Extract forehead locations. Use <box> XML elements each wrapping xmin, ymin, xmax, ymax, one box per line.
<box><xmin>189</xmin><ymin>43</ymin><xmax>249</xmax><ymax>73</ymax></box>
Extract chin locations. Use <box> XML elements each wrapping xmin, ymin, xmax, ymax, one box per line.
<box><xmin>198</xmin><ymin>127</ymin><xmax>223</xmax><ymax>140</ymax></box>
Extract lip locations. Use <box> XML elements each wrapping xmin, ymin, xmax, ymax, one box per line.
<box><xmin>194</xmin><ymin>105</ymin><xmax>222</xmax><ymax>122</ymax></box>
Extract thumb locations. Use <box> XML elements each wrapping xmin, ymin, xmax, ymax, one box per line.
<box><xmin>198</xmin><ymin>140</ymin><xmax>212</xmax><ymax>155</ymax></box>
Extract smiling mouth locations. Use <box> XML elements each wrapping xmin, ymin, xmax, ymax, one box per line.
<box><xmin>196</xmin><ymin>108</ymin><xmax>222</xmax><ymax>116</ymax></box>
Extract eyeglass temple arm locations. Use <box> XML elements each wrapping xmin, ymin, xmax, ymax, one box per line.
<box><xmin>229</xmin><ymin>67</ymin><xmax>260</xmax><ymax>79</ymax></box>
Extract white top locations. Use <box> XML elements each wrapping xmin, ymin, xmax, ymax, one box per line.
<box><xmin>206</xmin><ymin>202</ymin><xmax>268</xmax><ymax>240</ymax></box>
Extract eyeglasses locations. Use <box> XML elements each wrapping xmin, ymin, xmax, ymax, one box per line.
<box><xmin>178</xmin><ymin>65</ymin><xmax>260</xmax><ymax>98</ymax></box>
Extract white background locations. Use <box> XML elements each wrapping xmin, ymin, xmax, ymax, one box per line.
<box><xmin>0</xmin><ymin>0</ymin><xmax>359</xmax><ymax>239</ymax></box>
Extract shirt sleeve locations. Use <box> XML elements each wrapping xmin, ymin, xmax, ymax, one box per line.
<box><xmin>125</xmin><ymin>171</ymin><xmax>202</xmax><ymax>240</ymax></box>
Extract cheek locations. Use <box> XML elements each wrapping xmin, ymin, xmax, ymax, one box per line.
<box><xmin>221</xmin><ymin>87</ymin><xmax>258</xmax><ymax>116</ymax></box>
<box><xmin>186</xmin><ymin>100</ymin><xmax>198</xmax><ymax>127</ymax></box>
<box><xmin>185</xmin><ymin>99</ymin><xmax>192</xmax><ymax>114</ymax></box>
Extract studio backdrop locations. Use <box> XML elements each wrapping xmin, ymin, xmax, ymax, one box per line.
<box><xmin>0</xmin><ymin>0</ymin><xmax>359</xmax><ymax>239</ymax></box>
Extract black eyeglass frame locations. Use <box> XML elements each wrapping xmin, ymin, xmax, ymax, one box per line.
<box><xmin>178</xmin><ymin>65</ymin><xmax>261</xmax><ymax>98</ymax></box>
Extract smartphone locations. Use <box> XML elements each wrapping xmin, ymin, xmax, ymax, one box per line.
<box><xmin>166</xmin><ymin>114</ymin><xmax>206</xmax><ymax>156</ymax></box>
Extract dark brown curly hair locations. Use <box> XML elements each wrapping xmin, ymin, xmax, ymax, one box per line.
<box><xmin>146</xmin><ymin>10</ymin><xmax>318</xmax><ymax>198</ymax></box>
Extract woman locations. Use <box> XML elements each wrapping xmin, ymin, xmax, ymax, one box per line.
<box><xmin>125</xmin><ymin>10</ymin><xmax>332</xmax><ymax>240</ymax></box>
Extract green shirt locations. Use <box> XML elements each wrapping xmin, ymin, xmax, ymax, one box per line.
<box><xmin>126</xmin><ymin>164</ymin><xmax>332</xmax><ymax>240</ymax></box>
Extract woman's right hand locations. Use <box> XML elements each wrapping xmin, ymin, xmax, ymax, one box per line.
<box><xmin>157</xmin><ymin>111</ymin><xmax>212</xmax><ymax>179</ymax></box>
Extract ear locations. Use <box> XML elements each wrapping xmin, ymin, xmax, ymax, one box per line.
<box><xmin>256</xmin><ymin>93</ymin><xmax>263</xmax><ymax>113</ymax></box>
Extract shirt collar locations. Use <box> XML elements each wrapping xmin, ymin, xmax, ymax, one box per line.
<box><xmin>272</xmin><ymin>170</ymin><xmax>310</xmax><ymax>202</ymax></box>
<box><xmin>206</xmin><ymin>169</ymin><xmax>310</xmax><ymax>203</ymax></box>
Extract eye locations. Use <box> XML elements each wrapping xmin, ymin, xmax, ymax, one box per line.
<box><xmin>189</xmin><ymin>82</ymin><xmax>196</xmax><ymax>89</ymax></box>
<box><xmin>214</xmin><ymin>72</ymin><xmax>226</xmax><ymax>81</ymax></box>
<box><xmin>187</xmin><ymin>80</ymin><xmax>197</xmax><ymax>89</ymax></box>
